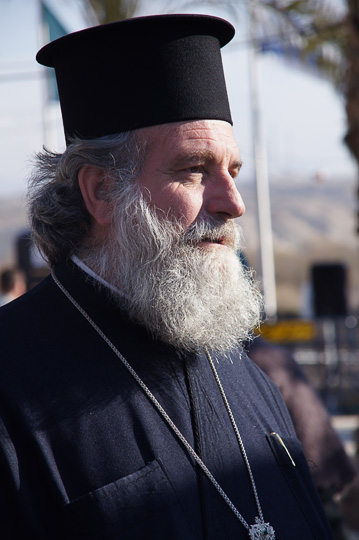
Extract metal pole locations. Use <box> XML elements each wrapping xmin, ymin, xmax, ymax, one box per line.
<box><xmin>248</xmin><ymin>1</ymin><xmax>278</xmax><ymax>319</ymax></box>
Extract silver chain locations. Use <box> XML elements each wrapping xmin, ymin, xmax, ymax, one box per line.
<box><xmin>51</xmin><ymin>270</ymin><xmax>274</xmax><ymax>537</ymax></box>
<box><xmin>204</xmin><ymin>349</ymin><xmax>265</xmax><ymax>523</ymax></box>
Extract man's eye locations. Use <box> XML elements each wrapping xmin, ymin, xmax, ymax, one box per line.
<box><xmin>188</xmin><ymin>166</ymin><xmax>202</xmax><ymax>174</ymax></box>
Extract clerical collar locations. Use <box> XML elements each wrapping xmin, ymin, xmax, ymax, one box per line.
<box><xmin>71</xmin><ymin>254</ymin><xmax>130</xmax><ymax>301</ymax></box>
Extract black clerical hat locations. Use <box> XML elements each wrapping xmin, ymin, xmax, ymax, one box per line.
<box><xmin>36</xmin><ymin>14</ymin><xmax>235</xmax><ymax>143</ymax></box>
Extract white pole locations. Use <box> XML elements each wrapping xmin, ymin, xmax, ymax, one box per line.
<box><xmin>248</xmin><ymin>1</ymin><xmax>277</xmax><ymax>319</ymax></box>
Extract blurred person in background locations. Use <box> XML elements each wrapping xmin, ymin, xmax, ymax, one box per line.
<box><xmin>248</xmin><ymin>337</ymin><xmax>359</xmax><ymax>540</ymax></box>
<box><xmin>0</xmin><ymin>267</ymin><xmax>26</xmax><ymax>306</ymax></box>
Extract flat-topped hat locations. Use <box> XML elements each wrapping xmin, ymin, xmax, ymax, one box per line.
<box><xmin>36</xmin><ymin>14</ymin><xmax>235</xmax><ymax>143</ymax></box>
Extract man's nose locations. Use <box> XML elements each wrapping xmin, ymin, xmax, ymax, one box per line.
<box><xmin>204</xmin><ymin>173</ymin><xmax>245</xmax><ymax>219</ymax></box>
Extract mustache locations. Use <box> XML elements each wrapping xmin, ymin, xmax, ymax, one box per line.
<box><xmin>183</xmin><ymin>218</ymin><xmax>238</xmax><ymax>248</ymax></box>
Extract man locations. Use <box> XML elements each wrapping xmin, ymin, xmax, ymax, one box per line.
<box><xmin>0</xmin><ymin>14</ymin><xmax>333</xmax><ymax>539</ymax></box>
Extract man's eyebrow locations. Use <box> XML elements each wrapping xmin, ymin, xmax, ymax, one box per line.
<box><xmin>171</xmin><ymin>149</ymin><xmax>213</xmax><ymax>166</ymax></box>
<box><xmin>171</xmin><ymin>150</ymin><xmax>243</xmax><ymax>170</ymax></box>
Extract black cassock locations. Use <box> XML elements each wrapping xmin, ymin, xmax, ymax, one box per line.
<box><xmin>0</xmin><ymin>260</ymin><xmax>333</xmax><ymax>539</ymax></box>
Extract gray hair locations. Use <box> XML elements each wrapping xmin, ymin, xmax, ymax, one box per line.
<box><xmin>27</xmin><ymin>131</ymin><xmax>144</xmax><ymax>267</ymax></box>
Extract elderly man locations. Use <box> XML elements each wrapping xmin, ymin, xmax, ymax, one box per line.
<box><xmin>0</xmin><ymin>14</ymin><xmax>332</xmax><ymax>539</ymax></box>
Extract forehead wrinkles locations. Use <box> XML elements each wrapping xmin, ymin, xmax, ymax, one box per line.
<box><xmin>178</xmin><ymin>122</ymin><xmax>232</xmax><ymax>141</ymax></box>
<box><xmin>136</xmin><ymin>121</ymin><xmax>239</xmax><ymax>164</ymax></box>
<box><xmin>179</xmin><ymin>124</ymin><xmax>239</xmax><ymax>157</ymax></box>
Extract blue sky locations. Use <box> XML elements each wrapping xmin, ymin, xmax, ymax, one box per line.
<box><xmin>0</xmin><ymin>0</ymin><xmax>356</xmax><ymax>198</ymax></box>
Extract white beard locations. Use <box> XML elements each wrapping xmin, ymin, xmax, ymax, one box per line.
<box><xmin>80</xmin><ymin>182</ymin><xmax>263</xmax><ymax>353</ymax></box>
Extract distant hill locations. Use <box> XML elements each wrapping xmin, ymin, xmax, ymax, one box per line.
<box><xmin>238</xmin><ymin>177</ymin><xmax>359</xmax><ymax>314</ymax></box>
<box><xmin>238</xmin><ymin>177</ymin><xmax>358</xmax><ymax>252</ymax></box>
<box><xmin>1</xmin><ymin>177</ymin><xmax>358</xmax><ymax>314</ymax></box>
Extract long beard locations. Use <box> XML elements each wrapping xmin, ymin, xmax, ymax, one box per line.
<box><xmin>80</xmin><ymin>183</ymin><xmax>263</xmax><ymax>353</ymax></box>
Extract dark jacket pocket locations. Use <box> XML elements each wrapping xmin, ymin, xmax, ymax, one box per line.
<box><xmin>63</xmin><ymin>459</ymin><xmax>198</xmax><ymax>540</ymax></box>
<box><xmin>267</xmin><ymin>433</ymin><xmax>333</xmax><ymax>539</ymax></box>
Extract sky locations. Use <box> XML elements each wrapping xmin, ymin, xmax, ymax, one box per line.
<box><xmin>0</xmin><ymin>0</ymin><xmax>357</xmax><ymax>199</ymax></box>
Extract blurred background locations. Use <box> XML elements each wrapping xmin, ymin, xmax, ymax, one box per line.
<box><xmin>1</xmin><ymin>0</ymin><xmax>359</xmax><ymax>535</ymax></box>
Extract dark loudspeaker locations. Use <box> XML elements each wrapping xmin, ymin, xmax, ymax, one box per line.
<box><xmin>311</xmin><ymin>263</ymin><xmax>347</xmax><ymax>317</ymax></box>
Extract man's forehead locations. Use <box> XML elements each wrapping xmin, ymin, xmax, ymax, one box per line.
<box><xmin>136</xmin><ymin>119</ymin><xmax>239</xmax><ymax>154</ymax></box>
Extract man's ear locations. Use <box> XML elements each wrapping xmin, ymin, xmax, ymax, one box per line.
<box><xmin>78</xmin><ymin>165</ymin><xmax>112</xmax><ymax>226</ymax></box>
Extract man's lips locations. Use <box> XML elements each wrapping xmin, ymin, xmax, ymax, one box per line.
<box><xmin>200</xmin><ymin>234</ymin><xmax>226</xmax><ymax>243</ymax></box>
<box><xmin>198</xmin><ymin>237</ymin><xmax>228</xmax><ymax>248</ymax></box>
